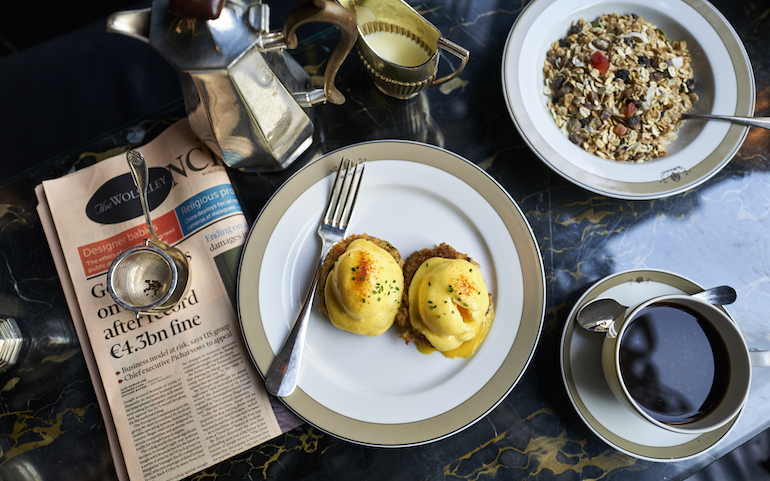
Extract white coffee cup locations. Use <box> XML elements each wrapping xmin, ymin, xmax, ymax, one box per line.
<box><xmin>601</xmin><ymin>294</ymin><xmax>756</xmax><ymax>435</ymax></box>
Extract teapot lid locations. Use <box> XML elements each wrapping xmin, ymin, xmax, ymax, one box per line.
<box><xmin>149</xmin><ymin>0</ymin><xmax>266</xmax><ymax>71</ymax></box>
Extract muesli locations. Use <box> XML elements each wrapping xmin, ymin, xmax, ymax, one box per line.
<box><xmin>543</xmin><ymin>13</ymin><xmax>698</xmax><ymax>162</ymax></box>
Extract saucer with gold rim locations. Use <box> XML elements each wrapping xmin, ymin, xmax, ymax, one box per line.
<box><xmin>560</xmin><ymin>268</ymin><xmax>740</xmax><ymax>461</ymax></box>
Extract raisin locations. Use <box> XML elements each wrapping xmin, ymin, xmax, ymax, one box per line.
<box><xmin>569</xmin><ymin>24</ymin><xmax>582</xmax><ymax>35</ymax></box>
<box><xmin>628</xmin><ymin>116</ymin><xmax>641</xmax><ymax>127</ymax></box>
<box><xmin>638</xmin><ymin>55</ymin><xmax>650</xmax><ymax>67</ymax></box>
<box><xmin>651</xmin><ymin>58</ymin><xmax>659</xmax><ymax>69</ymax></box>
<box><xmin>633</xmin><ymin>100</ymin><xmax>642</xmax><ymax>109</ymax></box>
<box><xmin>567</xmin><ymin>118</ymin><xmax>582</xmax><ymax>133</ymax></box>
<box><xmin>556</xmin><ymin>85</ymin><xmax>572</xmax><ymax>98</ymax></box>
<box><xmin>587</xmin><ymin>91</ymin><xmax>598</xmax><ymax>103</ymax></box>
<box><xmin>686</xmin><ymin>78</ymin><xmax>698</xmax><ymax>91</ymax></box>
<box><xmin>553</xmin><ymin>75</ymin><xmax>565</xmax><ymax>91</ymax></box>
<box><xmin>650</xmin><ymin>71</ymin><xmax>663</xmax><ymax>83</ymax></box>
<box><xmin>580</xmin><ymin>117</ymin><xmax>591</xmax><ymax>127</ymax></box>
<box><xmin>568</xmin><ymin>133</ymin><xmax>582</xmax><ymax>145</ymax></box>
<box><xmin>615</xmin><ymin>69</ymin><xmax>630</xmax><ymax>82</ymax></box>
<box><xmin>624</xmin><ymin>37</ymin><xmax>634</xmax><ymax>47</ymax></box>
<box><xmin>559</xmin><ymin>38</ymin><xmax>568</xmax><ymax>48</ymax></box>
<box><xmin>600</xmin><ymin>109</ymin><xmax>612</xmax><ymax>121</ymax></box>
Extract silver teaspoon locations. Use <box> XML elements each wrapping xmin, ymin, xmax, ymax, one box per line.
<box><xmin>681</xmin><ymin>113</ymin><xmax>770</xmax><ymax>130</ymax></box>
<box><xmin>576</xmin><ymin>285</ymin><xmax>737</xmax><ymax>333</ymax></box>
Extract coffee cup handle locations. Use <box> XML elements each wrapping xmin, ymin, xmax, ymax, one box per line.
<box><xmin>750</xmin><ymin>350</ymin><xmax>770</xmax><ymax>367</ymax></box>
<box><xmin>432</xmin><ymin>38</ymin><xmax>470</xmax><ymax>87</ymax></box>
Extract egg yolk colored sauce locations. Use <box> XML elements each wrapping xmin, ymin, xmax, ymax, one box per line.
<box><xmin>324</xmin><ymin>239</ymin><xmax>405</xmax><ymax>336</ymax></box>
<box><xmin>408</xmin><ymin>257</ymin><xmax>493</xmax><ymax>358</ymax></box>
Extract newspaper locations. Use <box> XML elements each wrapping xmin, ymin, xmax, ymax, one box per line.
<box><xmin>35</xmin><ymin>119</ymin><xmax>299</xmax><ymax>481</ymax></box>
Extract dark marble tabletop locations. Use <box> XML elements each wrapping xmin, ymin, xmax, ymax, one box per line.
<box><xmin>2</xmin><ymin>0</ymin><xmax>770</xmax><ymax>479</ymax></box>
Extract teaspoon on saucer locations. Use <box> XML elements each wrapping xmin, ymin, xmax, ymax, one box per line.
<box><xmin>576</xmin><ymin>285</ymin><xmax>737</xmax><ymax>333</ymax></box>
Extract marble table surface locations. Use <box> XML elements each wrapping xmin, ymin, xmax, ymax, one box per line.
<box><xmin>1</xmin><ymin>0</ymin><xmax>770</xmax><ymax>479</ymax></box>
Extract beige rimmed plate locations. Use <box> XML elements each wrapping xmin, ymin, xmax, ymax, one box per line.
<box><xmin>502</xmin><ymin>0</ymin><xmax>755</xmax><ymax>199</ymax></box>
<box><xmin>560</xmin><ymin>269</ymin><xmax>740</xmax><ymax>461</ymax></box>
<box><xmin>237</xmin><ymin>140</ymin><xmax>545</xmax><ymax>446</ymax></box>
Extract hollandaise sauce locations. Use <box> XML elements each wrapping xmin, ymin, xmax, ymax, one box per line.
<box><xmin>324</xmin><ymin>239</ymin><xmax>404</xmax><ymax>336</ymax></box>
<box><xmin>408</xmin><ymin>257</ymin><xmax>493</xmax><ymax>358</ymax></box>
<box><xmin>415</xmin><ymin>303</ymin><xmax>494</xmax><ymax>358</ymax></box>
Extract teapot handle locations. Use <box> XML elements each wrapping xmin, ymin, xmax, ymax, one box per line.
<box><xmin>168</xmin><ymin>0</ymin><xmax>225</xmax><ymax>19</ymax></box>
<box><xmin>283</xmin><ymin>0</ymin><xmax>358</xmax><ymax>105</ymax></box>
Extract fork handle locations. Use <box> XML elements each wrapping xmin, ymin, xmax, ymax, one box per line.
<box><xmin>264</xmin><ymin>257</ymin><xmax>324</xmax><ymax>397</ymax></box>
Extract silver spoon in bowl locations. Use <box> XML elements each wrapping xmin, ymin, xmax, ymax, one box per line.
<box><xmin>681</xmin><ymin>113</ymin><xmax>770</xmax><ymax>130</ymax></box>
<box><xmin>576</xmin><ymin>285</ymin><xmax>737</xmax><ymax>333</ymax></box>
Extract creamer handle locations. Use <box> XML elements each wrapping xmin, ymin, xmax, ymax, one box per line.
<box><xmin>283</xmin><ymin>0</ymin><xmax>358</xmax><ymax>105</ymax></box>
<box><xmin>432</xmin><ymin>37</ymin><xmax>470</xmax><ymax>87</ymax></box>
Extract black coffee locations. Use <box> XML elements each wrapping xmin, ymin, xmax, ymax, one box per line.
<box><xmin>619</xmin><ymin>302</ymin><xmax>730</xmax><ymax>425</ymax></box>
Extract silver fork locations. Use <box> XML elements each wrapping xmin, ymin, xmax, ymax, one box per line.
<box><xmin>264</xmin><ymin>158</ymin><xmax>365</xmax><ymax>397</ymax></box>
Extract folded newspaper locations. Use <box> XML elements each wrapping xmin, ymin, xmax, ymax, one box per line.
<box><xmin>35</xmin><ymin>119</ymin><xmax>300</xmax><ymax>481</ymax></box>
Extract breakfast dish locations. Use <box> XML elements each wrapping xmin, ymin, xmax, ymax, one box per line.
<box><xmin>397</xmin><ymin>243</ymin><xmax>494</xmax><ymax>358</ymax></box>
<box><xmin>560</xmin><ymin>268</ymin><xmax>739</xmax><ymax>461</ymax></box>
<box><xmin>503</xmin><ymin>0</ymin><xmax>754</xmax><ymax>199</ymax></box>
<box><xmin>237</xmin><ymin>140</ymin><xmax>545</xmax><ymax>447</ymax></box>
<box><xmin>544</xmin><ymin>13</ymin><xmax>697</xmax><ymax>162</ymax></box>
<box><xmin>318</xmin><ymin>234</ymin><xmax>404</xmax><ymax>336</ymax></box>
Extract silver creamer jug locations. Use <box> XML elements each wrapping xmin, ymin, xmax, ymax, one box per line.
<box><xmin>107</xmin><ymin>0</ymin><xmax>357</xmax><ymax>171</ymax></box>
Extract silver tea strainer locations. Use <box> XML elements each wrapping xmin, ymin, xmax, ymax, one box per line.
<box><xmin>106</xmin><ymin>150</ymin><xmax>190</xmax><ymax>315</ymax></box>
<box><xmin>107</xmin><ymin>243</ymin><xmax>178</xmax><ymax>312</ymax></box>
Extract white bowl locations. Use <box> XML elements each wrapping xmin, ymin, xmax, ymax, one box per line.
<box><xmin>502</xmin><ymin>0</ymin><xmax>755</xmax><ymax>199</ymax></box>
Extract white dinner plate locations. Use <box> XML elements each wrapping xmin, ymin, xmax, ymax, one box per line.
<box><xmin>560</xmin><ymin>269</ymin><xmax>739</xmax><ymax>461</ymax></box>
<box><xmin>237</xmin><ymin>140</ymin><xmax>545</xmax><ymax>446</ymax></box>
<box><xmin>502</xmin><ymin>0</ymin><xmax>755</xmax><ymax>199</ymax></box>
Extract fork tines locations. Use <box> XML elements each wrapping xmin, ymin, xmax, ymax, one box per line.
<box><xmin>324</xmin><ymin>158</ymin><xmax>364</xmax><ymax>230</ymax></box>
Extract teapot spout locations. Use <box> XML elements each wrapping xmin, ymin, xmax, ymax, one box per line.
<box><xmin>106</xmin><ymin>8</ymin><xmax>152</xmax><ymax>43</ymax></box>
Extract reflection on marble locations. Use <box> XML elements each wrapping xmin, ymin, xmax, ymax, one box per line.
<box><xmin>1</xmin><ymin>0</ymin><xmax>770</xmax><ymax>480</ymax></box>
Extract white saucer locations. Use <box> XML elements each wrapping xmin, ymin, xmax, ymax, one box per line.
<box><xmin>560</xmin><ymin>268</ymin><xmax>740</xmax><ymax>461</ymax></box>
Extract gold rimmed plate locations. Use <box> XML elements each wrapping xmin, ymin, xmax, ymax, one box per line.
<box><xmin>237</xmin><ymin>140</ymin><xmax>545</xmax><ymax>446</ymax></box>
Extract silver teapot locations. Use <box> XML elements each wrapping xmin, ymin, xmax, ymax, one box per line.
<box><xmin>107</xmin><ymin>0</ymin><xmax>357</xmax><ymax>171</ymax></box>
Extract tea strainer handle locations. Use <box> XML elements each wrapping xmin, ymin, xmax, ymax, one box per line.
<box><xmin>127</xmin><ymin>150</ymin><xmax>166</xmax><ymax>248</ymax></box>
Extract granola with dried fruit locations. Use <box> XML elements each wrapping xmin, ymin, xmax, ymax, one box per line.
<box><xmin>543</xmin><ymin>13</ymin><xmax>699</xmax><ymax>162</ymax></box>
